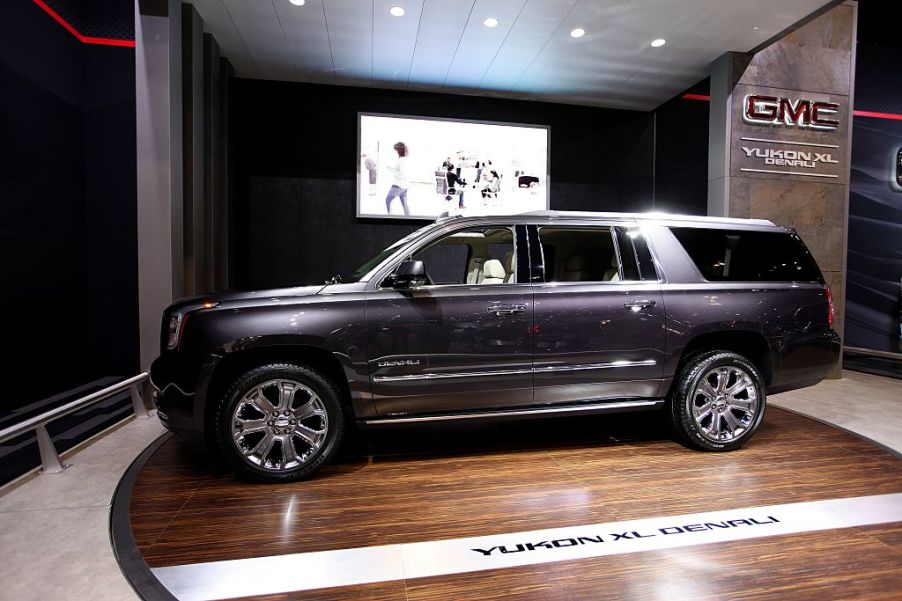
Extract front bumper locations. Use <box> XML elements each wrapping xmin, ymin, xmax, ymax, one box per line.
<box><xmin>150</xmin><ymin>353</ymin><xmax>212</xmax><ymax>450</ymax></box>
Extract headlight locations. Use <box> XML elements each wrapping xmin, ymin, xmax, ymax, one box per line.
<box><xmin>167</xmin><ymin>314</ymin><xmax>184</xmax><ymax>349</ymax></box>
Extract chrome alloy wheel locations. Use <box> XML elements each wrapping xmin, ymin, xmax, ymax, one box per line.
<box><xmin>691</xmin><ymin>366</ymin><xmax>759</xmax><ymax>443</ymax></box>
<box><xmin>230</xmin><ymin>379</ymin><xmax>329</xmax><ymax>471</ymax></box>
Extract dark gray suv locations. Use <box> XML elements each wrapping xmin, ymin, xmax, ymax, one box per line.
<box><xmin>152</xmin><ymin>211</ymin><xmax>840</xmax><ymax>481</ymax></box>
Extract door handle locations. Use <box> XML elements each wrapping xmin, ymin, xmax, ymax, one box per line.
<box><xmin>488</xmin><ymin>304</ymin><xmax>526</xmax><ymax>316</ymax></box>
<box><xmin>624</xmin><ymin>299</ymin><xmax>656</xmax><ymax>311</ymax></box>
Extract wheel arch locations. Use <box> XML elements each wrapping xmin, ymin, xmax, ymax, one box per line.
<box><xmin>671</xmin><ymin>330</ymin><xmax>774</xmax><ymax>393</ymax></box>
<box><xmin>202</xmin><ymin>343</ymin><xmax>355</xmax><ymax>452</ymax></box>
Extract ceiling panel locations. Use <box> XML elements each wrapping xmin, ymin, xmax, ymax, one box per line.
<box><xmin>476</xmin><ymin>0</ymin><xmax>578</xmax><ymax>93</ymax></box>
<box><xmin>322</xmin><ymin>0</ymin><xmax>373</xmax><ymax>85</ymax></box>
<box><xmin>372</xmin><ymin>0</ymin><xmax>425</xmax><ymax>86</ymax></box>
<box><xmin>220</xmin><ymin>0</ymin><xmax>296</xmax><ymax>81</ymax></box>
<box><xmin>271</xmin><ymin>0</ymin><xmax>334</xmax><ymax>84</ymax></box>
<box><xmin>406</xmin><ymin>1</ymin><xmax>475</xmax><ymax>88</ymax></box>
<box><xmin>187</xmin><ymin>0</ymin><xmax>836</xmax><ymax>110</ymax></box>
<box><xmin>441</xmin><ymin>0</ymin><xmax>528</xmax><ymax>92</ymax></box>
<box><xmin>190</xmin><ymin>0</ymin><xmax>259</xmax><ymax>77</ymax></box>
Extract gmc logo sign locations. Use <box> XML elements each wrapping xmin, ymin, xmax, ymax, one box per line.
<box><xmin>743</xmin><ymin>95</ymin><xmax>840</xmax><ymax>130</ymax></box>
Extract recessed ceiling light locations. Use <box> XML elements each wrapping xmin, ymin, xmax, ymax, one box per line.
<box><xmin>288</xmin><ymin>0</ymin><xmax>305</xmax><ymax>5</ymax></box>
<box><xmin>483</xmin><ymin>17</ymin><xmax>499</xmax><ymax>28</ymax></box>
<box><xmin>651</xmin><ymin>38</ymin><xmax>666</xmax><ymax>47</ymax></box>
<box><xmin>570</xmin><ymin>28</ymin><xmax>586</xmax><ymax>39</ymax></box>
<box><xmin>753</xmin><ymin>26</ymin><xmax>760</xmax><ymax>30</ymax></box>
<box><xmin>389</xmin><ymin>6</ymin><xmax>405</xmax><ymax>17</ymax></box>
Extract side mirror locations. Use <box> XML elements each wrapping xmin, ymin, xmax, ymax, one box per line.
<box><xmin>392</xmin><ymin>260</ymin><xmax>427</xmax><ymax>289</ymax></box>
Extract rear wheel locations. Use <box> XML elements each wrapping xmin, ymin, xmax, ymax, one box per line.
<box><xmin>216</xmin><ymin>363</ymin><xmax>344</xmax><ymax>482</ymax></box>
<box><xmin>669</xmin><ymin>351</ymin><xmax>766</xmax><ymax>451</ymax></box>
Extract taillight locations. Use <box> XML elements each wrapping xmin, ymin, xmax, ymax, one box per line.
<box><xmin>825</xmin><ymin>286</ymin><xmax>835</xmax><ymax>330</ymax></box>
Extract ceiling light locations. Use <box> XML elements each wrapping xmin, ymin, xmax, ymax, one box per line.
<box><xmin>651</xmin><ymin>38</ymin><xmax>666</xmax><ymax>47</ymax></box>
<box><xmin>288</xmin><ymin>0</ymin><xmax>305</xmax><ymax>5</ymax></box>
<box><xmin>389</xmin><ymin>6</ymin><xmax>405</xmax><ymax>17</ymax></box>
<box><xmin>483</xmin><ymin>17</ymin><xmax>499</xmax><ymax>28</ymax></box>
<box><xmin>570</xmin><ymin>28</ymin><xmax>586</xmax><ymax>39</ymax></box>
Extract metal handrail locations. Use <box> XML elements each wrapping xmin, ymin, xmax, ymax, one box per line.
<box><xmin>0</xmin><ymin>372</ymin><xmax>151</xmax><ymax>474</ymax></box>
<box><xmin>844</xmin><ymin>346</ymin><xmax>902</xmax><ymax>360</ymax></box>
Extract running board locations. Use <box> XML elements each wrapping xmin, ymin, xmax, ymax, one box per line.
<box><xmin>360</xmin><ymin>399</ymin><xmax>664</xmax><ymax>426</ymax></box>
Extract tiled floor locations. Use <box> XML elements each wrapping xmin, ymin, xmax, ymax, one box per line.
<box><xmin>0</xmin><ymin>415</ymin><xmax>166</xmax><ymax>601</ymax></box>
<box><xmin>770</xmin><ymin>370</ymin><xmax>902</xmax><ymax>454</ymax></box>
<box><xmin>0</xmin><ymin>370</ymin><xmax>898</xmax><ymax>600</ymax></box>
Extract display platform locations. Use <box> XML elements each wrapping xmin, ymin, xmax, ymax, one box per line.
<box><xmin>116</xmin><ymin>407</ymin><xmax>902</xmax><ymax>601</ymax></box>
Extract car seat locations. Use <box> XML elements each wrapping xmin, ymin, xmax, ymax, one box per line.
<box><xmin>562</xmin><ymin>255</ymin><xmax>586</xmax><ymax>281</ymax></box>
<box><xmin>480</xmin><ymin>259</ymin><xmax>506</xmax><ymax>284</ymax></box>
<box><xmin>603</xmin><ymin>254</ymin><xmax>621</xmax><ymax>281</ymax></box>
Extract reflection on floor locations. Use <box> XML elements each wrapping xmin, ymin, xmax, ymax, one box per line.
<box><xmin>131</xmin><ymin>401</ymin><xmax>902</xmax><ymax>600</ymax></box>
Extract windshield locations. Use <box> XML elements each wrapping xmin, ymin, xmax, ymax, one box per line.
<box><xmin>335</xmin><ymin>223</ymin><xmax>439</xmax><ymax>283</ymax></box>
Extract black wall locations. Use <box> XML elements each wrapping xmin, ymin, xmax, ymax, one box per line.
<box><xmin>0</xmin><ymin>1</ymin><xmax>137</xmax><ymax>412</ymax></box>
<box><xmin>653</xmin><ymin>80</ymin><xmax>710</xmax><ymax>216</ymax></box>
<box><xmin>846</xmin><ymin>43</ymin><xmax>902</xmax><ymax>353</ymax></box>
<box><xmin>229</xmin><ymin>79</ymin><xmax>659</xmax><ymax>289</ymax></box>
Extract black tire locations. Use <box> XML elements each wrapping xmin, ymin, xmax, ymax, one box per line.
<box><xmin>668</xmin><ymin>350</ymin><xmax>766</xmax><ymax>451</ymax></box>
<box><xmin>215</xmin><ymin>363</ymin><xmax>344</xmax><ymax>482</ymax></box>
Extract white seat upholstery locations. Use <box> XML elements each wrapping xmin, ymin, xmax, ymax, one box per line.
<box><xmin>603</xmin><ymin>254</ymin><xmax>620</xmax><ymax>282</ymax></box>
<box><xmin>480</xmin><ymin>259</ymin><xmax>506</xmax><ymax>284</ymax></box>
<box><xmin>562</xmin><ymin>255</ymin><xmax>586</xmax><ymax>281</ymax></box>
<box><xmin>466</xmin><ymin>257</ymin><xmax>484</xmax><ymax>284</ymax></box>
<box><xmin>503</xmin><ymin>251</ymin><xmax>516</xmax><ymax>283</ymax></box>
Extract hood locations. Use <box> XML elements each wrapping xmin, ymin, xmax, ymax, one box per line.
<box><xmin>168</xmin><ymin>285</ymin><xmax>326</xmax><ymax>313</ymax></box>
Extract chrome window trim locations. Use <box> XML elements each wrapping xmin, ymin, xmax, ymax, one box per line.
<box><xmin>373</xmin><ymin>222</ymin><xmax>520</xmax><ymax>290</ymax></box>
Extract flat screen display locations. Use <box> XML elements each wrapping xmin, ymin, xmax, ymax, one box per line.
<box><xmin>358</xmin><ymin>113</ymin><xmax>549</xmax><ymax>220</ymax></box>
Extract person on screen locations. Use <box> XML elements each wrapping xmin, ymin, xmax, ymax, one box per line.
<box><xmin>385</xmin><ymin>142</ymin><xmax>410</xmax><ymax>216</ymax></box>
<box><xmin>445</xmin><ymin>164</ymin><xmax>466</xmax><ymax>209</ymax></box>
<box><xmin>362</xmin><ymin>154</ymin><xmax>377</xmax><ymax>196</ymax></box>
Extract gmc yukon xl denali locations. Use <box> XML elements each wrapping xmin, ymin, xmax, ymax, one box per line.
<box><xmin>151</xmin><ymin>211</ymin><xmax>840</xmax><ymax>482</ymax></box>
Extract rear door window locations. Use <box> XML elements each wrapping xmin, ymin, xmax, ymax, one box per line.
<box><xmin>537</xmin><ymin>227</ymin><xmax>619</xmax><ymax>282</ymax></box>
<box><xmin>670</xmin><ymin>227</ymin><xmax>822</xmax><ymax>282</ymax></box>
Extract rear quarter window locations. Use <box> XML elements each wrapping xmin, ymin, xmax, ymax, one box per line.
<box><xmin>670</xmin><ymin>227</ymin><xmax>823</xmax><ymax>283</ymax></box>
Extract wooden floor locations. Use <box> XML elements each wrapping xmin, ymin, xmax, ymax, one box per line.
<box><xmin>131</xmin><ymin>408</ymin><xmax>902</xmax><ymax>600</ymax></box>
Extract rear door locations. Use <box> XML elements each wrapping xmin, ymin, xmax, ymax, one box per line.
<box><xmin>529</xmin><ymin>223</ymin><xmax>666</xmax><ymax>404</ymax></box>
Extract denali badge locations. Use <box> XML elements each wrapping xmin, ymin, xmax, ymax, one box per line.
<box><xmin>377</xmin><ymin>359</ymin><xmax>421</xmax><ymax>367</ymax></box>
<box><xmin>743</xmin><ymin>95</ymin><xmax>840</xmax><ymax>130</ymax></box>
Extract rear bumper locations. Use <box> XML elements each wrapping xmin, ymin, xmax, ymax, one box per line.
<box><xmin>769</xmin><ymin>330</ymin><xmax>841</xmax><ymax>394</ymax></box>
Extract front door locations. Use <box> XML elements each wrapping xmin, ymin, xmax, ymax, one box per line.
<box><xmin>529</xmin><ymin>224</ymin><xmax>666</xmax><ymax>404</ymax></box>
<box><xmin>367</xmin><ymin>224</ymin><xmax>534</xmax><ymax>416</ymax></box>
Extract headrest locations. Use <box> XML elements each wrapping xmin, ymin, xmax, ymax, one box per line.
<box><xmin>565</xmin><ymin>255</ymin><xmax>586</xmax><ymax>271</ymax></box>
<box><xmin>503</xmin><ymin>251</ymin><xmax>515</xmax><ymax>272</ymax></box>
<box><xmin>483</xmin><ymin>259</ymin><xmax>506</xmax><ymax>279</ymax></box>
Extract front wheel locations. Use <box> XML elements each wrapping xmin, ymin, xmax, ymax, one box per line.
<box><xmin>669</xmin><ymin>351</ymin><xmax>766</xmax><ymax>451</ymax></box>
<box><xmin>215</xmin><ymin>363</ymin><xmax>344</xmax><ymax>482</ymax></box>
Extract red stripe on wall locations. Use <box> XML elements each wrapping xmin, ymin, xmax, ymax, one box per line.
<box><xmin>852</xmin><ymin>110</ymin><xmax>902</xmax><ymax>121</ymax></box>
<box><xmin>31</xmin><ymin>0</ymin><xmax>136</xmax><ymax>48</ymax></box>
<box><xmin>681</xmin><ymin>93</ymin><xmax>711</xmax><ymax>101</ymax></box>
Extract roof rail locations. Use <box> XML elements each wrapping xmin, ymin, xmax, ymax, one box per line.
<box><xmin>518</xmin><ymin>210</ymin><xmax>775</xmax><ymax>226</ymax></box>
